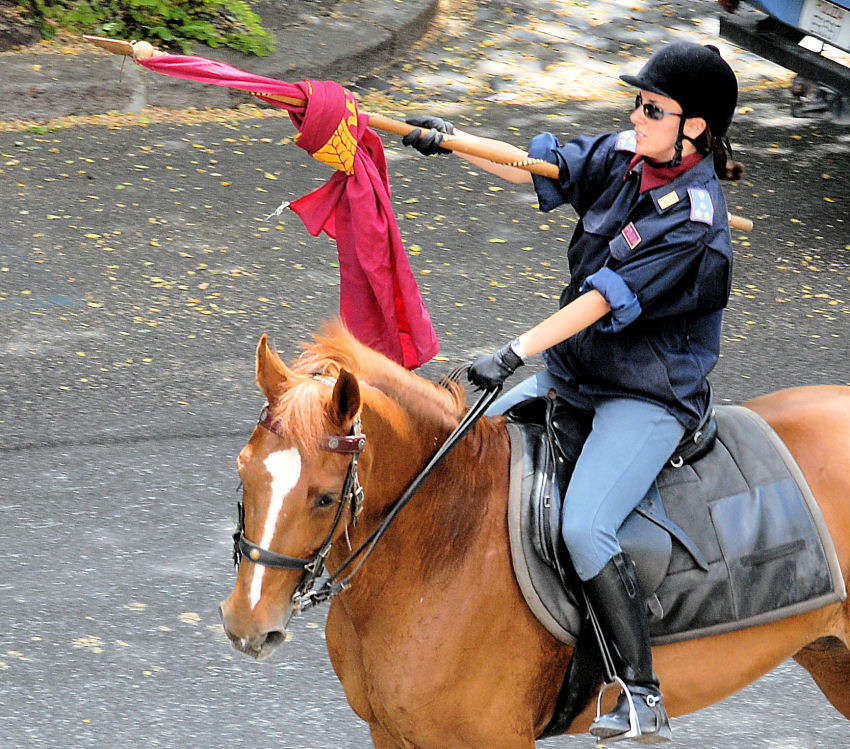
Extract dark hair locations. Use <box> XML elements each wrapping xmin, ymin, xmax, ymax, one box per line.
<box><xmin>695</xmin><ymin>126</ymin><xmax>744</xmax><ymax>181</ymax></box>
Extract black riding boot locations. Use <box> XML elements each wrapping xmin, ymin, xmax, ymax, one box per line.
<box><xmin>584</xmin><ymin>552</ymin><xmax>671</xmax><ymax>744</ymax></box>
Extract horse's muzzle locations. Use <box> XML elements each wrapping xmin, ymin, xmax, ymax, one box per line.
<box><xmin>225</xmin><ymin>626</ymin><xmax>287</xmax><ymax>659</ymax></box>
<box><xmin>218</xmin><ymin>602</ymin><xmax>291</xmax><ymax>660</ymax></box>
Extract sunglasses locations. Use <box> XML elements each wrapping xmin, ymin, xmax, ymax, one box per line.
<box><xmin>634</xmin><ymin>94</ymin><xmax>684</xmax><ymax>121</ymax></box>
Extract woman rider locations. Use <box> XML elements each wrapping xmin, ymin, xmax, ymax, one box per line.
<box><xmin>402</xmin><ymin>42</ymin><xmax>742</xmax><ymax>743</ymax></box>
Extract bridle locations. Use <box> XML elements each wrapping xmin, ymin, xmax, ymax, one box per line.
<box><xmin>231</xmin><ymin>374</ymin><xmax>500</xmax><ymax>614</ymax></box>
<box><xmin>232</xmin><ymin>377</ymin><xmax>367</xmax><ymax>611</ymax></box>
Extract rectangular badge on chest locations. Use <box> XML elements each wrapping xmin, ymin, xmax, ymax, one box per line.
<box><xmin>658</xmin><ymin>190</ymin><xmax>680</xmax><ymax>210</ymax></box>
<box><xmin>622</xmin><ymin>222</ymin><xmax>641</xmax><ymax>250</ymax></box>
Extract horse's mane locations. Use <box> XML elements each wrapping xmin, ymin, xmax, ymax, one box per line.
<box><xmin>270</xmin><ymin>322</ymin><xmax>468</xmax><ymax>455</ymax></box>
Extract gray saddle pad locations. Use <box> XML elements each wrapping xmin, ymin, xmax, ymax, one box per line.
<box><xmin>507</xmin><ymin>405</ymin><xmax>846</xmax><ymax>646</ymax></box>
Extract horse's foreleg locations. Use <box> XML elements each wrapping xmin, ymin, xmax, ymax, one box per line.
<box><xmin>794</xmin><ymin>636</ymin><xmax>850</xmax><ymax>721</ymax></box>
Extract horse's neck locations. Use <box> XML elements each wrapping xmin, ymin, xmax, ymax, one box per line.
<box><xmin>323</xmin><ymin>409</ymin><xmax>561</xmax><ymax>720</ymax></box>
<box><xmin>333</xmin><ymin>403</ymin><xmax>511</xmax><ymax>614</ymax></box>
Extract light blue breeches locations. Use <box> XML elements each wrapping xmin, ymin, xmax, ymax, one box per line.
<box><xmin>487</xmin><ymin>371</ymin><xmax>685</xmax><ymax>581</ymax></box>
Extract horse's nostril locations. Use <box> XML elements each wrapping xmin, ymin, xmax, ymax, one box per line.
<box><xmin>218</xmin><ymin>600</ymin><xmax>289</xmax><ymax>657</ymax></box>
<box><xmin>263</xmin><ymin>630</ymin><xmax>286</xmax><ymax>649</ymax></box>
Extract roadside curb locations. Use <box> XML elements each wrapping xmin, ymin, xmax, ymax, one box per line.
<box><xmin>0</xmin><ymin>0</ymin><xmax>439</xmax><ymax>122</ymax></box>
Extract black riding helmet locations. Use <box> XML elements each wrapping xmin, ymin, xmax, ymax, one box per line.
<box><xmin>620</xmin><ymin>42</ymin><xmax>738</xmax><ymax>166</ymax></box>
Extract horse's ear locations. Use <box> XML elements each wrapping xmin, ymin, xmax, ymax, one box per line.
<box><xmin>256</xmin><ymin>334</ymin><xmax>290</xmax><ymax>403</ymax></box>
<box><xmin>329</xmin><ymin>368</ymin><xmax>361</xmax><ymax>428</ymax></box>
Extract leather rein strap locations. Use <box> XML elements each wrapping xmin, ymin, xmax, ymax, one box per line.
<box><xmin>232</xmin><ymin>380</ymin><xmax>501</xmax><ymax>613</ymax></box>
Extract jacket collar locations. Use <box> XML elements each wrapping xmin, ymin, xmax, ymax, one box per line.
<box><xmin>628</xmin><ymin>152</ymin><xmax>706</xmax><ymax>194</ymax></box>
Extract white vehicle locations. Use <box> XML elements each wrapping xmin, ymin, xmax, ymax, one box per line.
<box><xmin>718</xmin><ymin>0</ymin><xmax>850</xmax><ymax>118</ymax></box>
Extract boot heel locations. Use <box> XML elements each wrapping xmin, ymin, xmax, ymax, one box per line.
<box><xmin>633</xmin><ymin>691</ymin><xmax>672</xmax><ymax>744</ymax></box>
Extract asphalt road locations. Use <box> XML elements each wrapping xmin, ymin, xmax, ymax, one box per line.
<box><xmin>2</xmin><ymin>2</ymin><xmax>849</xmax><ymax>747</ymax></box>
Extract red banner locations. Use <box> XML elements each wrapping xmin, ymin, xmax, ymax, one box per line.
<box><xmin>137</xmin><ymin>54</ymin><xmax>439</xmax><ymax>369</ymax></box>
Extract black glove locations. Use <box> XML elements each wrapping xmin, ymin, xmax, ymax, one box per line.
<box><xmin>402</xmin><ymin>115</ymin><xmax>455</xmax><ymax>156</ymax></box>
<box><xmin>468</xmin><ymin>343</ymin><xmax>525</xmax><ymax>391</ymax></box>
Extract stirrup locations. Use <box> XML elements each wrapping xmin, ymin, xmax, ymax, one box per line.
<box><xmin>594</xmin><ymin>676</ymin><xmax>641</xmax><ymax>741</ymax></box>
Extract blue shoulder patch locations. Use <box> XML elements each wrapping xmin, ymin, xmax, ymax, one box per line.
<box><xmin>688</xmin><ymin>188</ymin><xmax>714</xmax><ymax>225</ymax></box>
<box><xmin>614</xmin><ymin>130</ymin><xmax>637</xmax><ymax>153</ymax></box>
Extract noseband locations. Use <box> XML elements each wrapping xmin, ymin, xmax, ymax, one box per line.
<box><xmin>232</xmin><ymin>383</ymin><xmax>366</xmax><ymax>611</ymax></box>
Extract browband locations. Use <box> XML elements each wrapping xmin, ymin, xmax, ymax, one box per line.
<box><xmin>258</xmin><ymin>404</ymin><xmax>366</xmax><ymax>455</ymax></box>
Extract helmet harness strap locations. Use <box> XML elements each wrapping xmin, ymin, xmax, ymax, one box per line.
<box><xmin>648</xmin><ymin>116</ymin><xmax>686</xmax><ymax>169</ymax></box>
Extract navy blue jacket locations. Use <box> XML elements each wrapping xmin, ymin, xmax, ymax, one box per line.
<box><xmin>528</xmin><ymin>130</ymin><xmax>732</xmax><ymax>432</ymax></box>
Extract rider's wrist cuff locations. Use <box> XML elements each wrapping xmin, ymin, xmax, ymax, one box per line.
<box><xmin>509</xmin><ymin>337</ymin><xmax>528</xmax><ymax>362</ymax></box>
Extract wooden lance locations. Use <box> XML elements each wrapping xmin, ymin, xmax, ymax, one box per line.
<box><xmin>84</xmin><ymin>36</ymin><xmax>754</xmax><ymax>233</ymax></box>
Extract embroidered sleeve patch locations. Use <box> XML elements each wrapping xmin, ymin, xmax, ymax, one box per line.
<box><xmin>622</xmin><ymin>222</ymin><xmax>641</xmax><ymax>249</ymax></box>
<box><xmin>615</xmin><ymin>130</ymin><xmax>637</xmax><ymax>153</ymax></box>
<box><xmin>688</xmin><ymin>188</ymin><xmax>714</xmax><ymax>224</ymax></box>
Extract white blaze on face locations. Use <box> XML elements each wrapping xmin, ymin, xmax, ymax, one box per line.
<box><xmin>249</xmin><ymin>447</ymin><xmax>302</xmax><ymax>609</ymax></box>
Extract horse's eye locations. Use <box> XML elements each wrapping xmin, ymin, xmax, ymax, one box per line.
<box><xmin>315</xmin><ymin>493</ymin><xmax>337</xmax><ymax>509</ymax></box>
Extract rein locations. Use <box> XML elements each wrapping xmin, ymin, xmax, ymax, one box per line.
<box><xmin>232</xmin><ymin>379</ymin><xmax>500</xmax><ymax>613</ymax></box>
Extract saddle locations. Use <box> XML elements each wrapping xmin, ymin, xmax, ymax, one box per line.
<box><xmin>505</xmin><ymin>394</ymin><xmax>845</xmax><ymax>646</ymax></box>
<box><xmin>503</xmin><ymin>394</ymin><xmax>846</xmax><ymax>738</ymax></box>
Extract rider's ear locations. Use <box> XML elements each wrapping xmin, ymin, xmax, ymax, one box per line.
<box><xmin>256</xmin><ymin>333</ymin><xmax>291</xmax><ymax>404</ymax></box>
<box><xmin>329</xmin><ymin>368</ymin><xmax>361</xmax><ymax>428</ymax></box>
<box><xmin>683</xmin><ymin>115</ymin><xmax>707</xmax><ymax>141</ymax></box>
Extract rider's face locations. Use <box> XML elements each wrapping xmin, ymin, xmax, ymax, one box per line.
<box><xmin>630</xmin><ymin>90</ymin><xmax>685</xmax><ymax>163</ymax></box>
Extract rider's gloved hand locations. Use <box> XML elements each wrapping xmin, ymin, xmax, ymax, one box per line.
<box><xmin>468</xmin><ymin>341</ymin><xmax>525</xmax><ymax>391</ymax></box>
<box><xmin>402</xmin><ymin>115</ymin><xmax>455</xmax><ymax>156</ymax></box>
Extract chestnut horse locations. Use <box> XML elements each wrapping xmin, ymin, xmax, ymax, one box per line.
<box><xmin>220</xmin><ymin>324</ymin><xmax>850</xmax><ymax>748</ymax></box>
